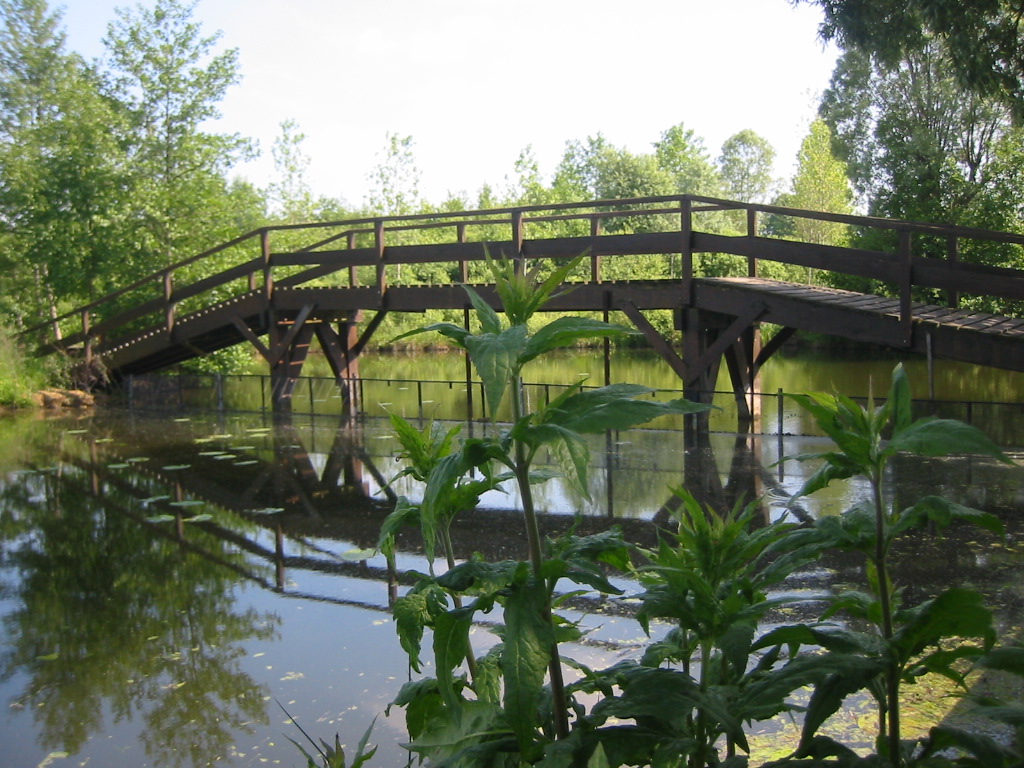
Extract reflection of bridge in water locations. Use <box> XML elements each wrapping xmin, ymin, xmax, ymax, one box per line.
<box><xmin>57</xmin><ymin>414</ymin><xmax>1021</xmax><ymax>619</ymax></box>
<box><xmin>60</xmin><ymin>417</ymin><xmax>793</xmax><ymax>600</ymax></box>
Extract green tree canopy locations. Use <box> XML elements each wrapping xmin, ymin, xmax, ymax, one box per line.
<box><xmin>802</xmin><ymin>0</ymin><xmax>1024</xmax><ymax>109</ymax></box>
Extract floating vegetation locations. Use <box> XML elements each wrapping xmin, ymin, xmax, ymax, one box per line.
<box><xmin>145</xmin><ymin>514</ymin><xmax>175</xmax><ymax>523</ymax></box>
<box><xmin>233</xmin><ymin>460</ymin><xmax>257</xmax><ymax>466</ymax></box>
<box><xmin>127</xmin><ymin>457</ymin><xmax>149</xmax><ymax>463</ymax></box>
<box><xmin>64</xmin><ymin>429</ymin><xmax>87</xmax><ymax>435</ymax></box>
<box><xmin>341</xmin><ymin>548</ymin><xmax>377</xmax><ymax>561</ymax></box>
<box><xmin>213</xmin><ymin>454</ymin><xmax>235</xmax><ymax>461</ymax></box>
<box><xmin>107</xmin><ymin>463</ymin><xmax>130</xmax><ymax>469</ymax></box>
<box><xmin>183</xmin><ymin>514</ymin><xmax>213</xmax><ymax>523</ymax></box>
<box><xmin>198</xmin><ymin>450</ymin><xmax>229</xmax><ymax>457</ymax></box>
<box><xmin>162</xmin><ymin>464</ymin><xmax>191</xmax><ymax>470</ymax></box>
<box><xmin>229</xmin><ymin>445</ymin><xmax>256</xmax><ymax>451</ymax></box>
<box><xmin>169</xmin><ymin>500</ymin><xmax>204</xmax><ymax>507</ymax></box>
<box><xmin>140</xmin><ymin>495</ymin><xmax>170</xmax><ymax>504</ymax></box>
<box><xmin>248</xmin><ymin>507</ymin><xmax>285</xmax><ymax>515</ymax></box>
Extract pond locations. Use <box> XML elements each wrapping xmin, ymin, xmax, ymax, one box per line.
<box><xmin>1</xmin><ymin>394</ymin><xmax>1022</xmax><ymax>768</ymax></box>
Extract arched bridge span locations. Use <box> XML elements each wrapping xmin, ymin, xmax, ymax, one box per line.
<box><xmin>24</xmin><ymin>195</ymin><xmax>1024</xmax><ymax>416</ymax></box>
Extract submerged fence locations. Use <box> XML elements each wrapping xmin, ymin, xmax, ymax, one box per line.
<box><xmin>111</xmin><ymin>372</ymin><xmax>1024</xmax><ymax>448</ymax></box>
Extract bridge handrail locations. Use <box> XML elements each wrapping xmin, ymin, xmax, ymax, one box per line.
<box><xmin>25</xmin><ymin>195</ymin><xmax>1024</xmax><ymax>361</ymax></box>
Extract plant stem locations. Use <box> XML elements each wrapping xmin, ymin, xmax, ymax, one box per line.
<box><xmin>441</xmin><ymin>524</ymin><xmax>478</xmax><ymax>682</ymax></box>
<box><xmin>512</xmin><ymin>375</ymin><xmax>570</xmax><ymax>740</ymax></box>
<box><xmin>871</xmin><ymin>470</ymin><xmax>901</xmax><ymax>767</ymax></box>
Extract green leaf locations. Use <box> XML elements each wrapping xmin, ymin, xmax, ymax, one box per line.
<box><xmin>894</xmin><ymin>495</ymin><xmax>1005</xmax><ymax>537</ymax></box>
<box><xmin>519</xmin><ymin>317</ymin><xmax>636</xmax><ymax>365</ymax></box>
<box><xmin>465</xmin><ymin>325</ymin><xmax>528</xmax><ymax>419</ymax></box>
<box><xmin>378</xmin><ymin>496</ymin><xmax>420</xmax><ymax>562</ymax></box>
<box><xmin>548</xmin><ymin>384</ymin><xmax>708</xmax><ymax>434</ymax></box>
<box><xmin>437</xmin><ymin>559</ymin><xmax>524</xmax><ymax>595</ymax></box>
<box><xmin>548</xmin><ymin>425</ymin><xmax>592</xmax><ymax>499</ymax></box>
<box><xmin>977</xmin><ymin>645</ymin><xmax>1024</xmax><ymax>676</ymax></box>
<box><xmin>888</xmin><ymin>363</ymin><xmax>913</xmax><ymax>435</ymax></box>
<box><xmin>433</xmin><ymin>606</ymin><xmax>475</xmax><ymax>713</ymax></box>
<box><xmin>462</xmin><ymin>284</ymin><xmax>502</xmax><ymax>335</ymax></box>
<box><xmin>388</xmin><ymin>678</ymin><xmax>442</xmax><ymax>740</ymax></box>
<box><xmin>393</xmin><ymin>591</ymin><xmax>432</xmax><ymax>673</ymax></box>
<box><xmin>389</xmin><ymin>321</ymin><xmax>470</xmax><ymax>349</ymax></box>
<box><xmin>502</xmin><ymin>577</ymin><xmax>554</xmax><ymax>756</ymax></box>
<box><xmin>799</xmin><ymin>655</ymin><xmax>889</xmax><ymax>746</ymax></box>
<box><xmin>888</xmin><ymin>417</ymin><xmax>1013</xmax><ymax>463</ymax></box>
<box><xmin>890</xmin><ymin>588</ymin><xmax>994</xmax><ymax>664</ymax></box>
<box><xmin>921</xmin><ymin>725</ymin><xmax>1018</xmax><ymax>766</ymax></box>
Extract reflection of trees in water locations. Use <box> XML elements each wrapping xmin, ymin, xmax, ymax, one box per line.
<box><xmin>0</xmin><ymin>462</ymin><xmax>279</xmax><ymax>768</ymax></box>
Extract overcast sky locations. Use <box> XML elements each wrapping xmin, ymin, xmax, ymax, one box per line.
<box><xmin>60</xmin><ymin>0</ymin><xmax>839</xmax><ymax>206</ymax></box>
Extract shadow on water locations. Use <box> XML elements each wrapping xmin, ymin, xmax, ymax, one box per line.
<box><xmin>0</xmin><ymin>408</ymin><xmax>1022</xmax><ymax>766</ymax></box>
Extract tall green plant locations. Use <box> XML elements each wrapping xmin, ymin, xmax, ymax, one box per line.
<box><xmin>557</xmin><ymin>491</ymin><xmax>835</xmax><ymax>768</ymax></box>
<box><xmin>381</xmin><ymin>253</ymin><xmax>709</xmax><ymax>764</ymax></box>
<box><xmin>761</xmin><ymin>364</ymin><xmax>1017</xmax><ymax>768</ymax></box>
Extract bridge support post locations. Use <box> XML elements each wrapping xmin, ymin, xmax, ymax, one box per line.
<box><xmin>267</xmin><ymin>313</ymin><xmax>316</xmax><ymax>413</ymax></box>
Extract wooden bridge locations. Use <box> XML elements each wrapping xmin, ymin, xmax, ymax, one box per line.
<box><xmin>25</xmin><ymin>195</ymin><xmax>1024</xmax><ymax>416</ymax></box>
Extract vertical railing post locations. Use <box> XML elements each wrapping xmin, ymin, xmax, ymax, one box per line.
<box><xmin>747</xmin><ymin>207</ymin><xmax>759</xmax><ymax>278</ymax></box>
<box><xmin>590</xmin><ymin>217</ymin><xmax>602</xmax><ymax>283</ymax></box>
<box><xmin>347</xmin><ymin>231</ymin><xmax>358</xmax><ymax>287</ymax></box>
<box><xmin>261</xmin><ymin>229</ymin><xmax>273</xmax><ymax>302</ymax></box>
<box><xmin>899</xmin><ymin>229</ymin><xmax>913</xmax><ymax>346</ymax></box>
<box><xmin>163</xmin><ymin>269</ymin><xmax>175</xmax><ymax>336</ymax></box>
<box><xmin>681</xmin><ymin>197</ymin><xmax>694</xmax><ymax>303</ymax></box>
<box><xmin>248</xmin><ymin>232</ymin><xmax>259</xmax><ymax>292</ymax></box>
<box><xmin>82</xmin><ymin>308</ymin><xmax>92</xmax><ymax>365</ymax></box>
<box><xmin>946</xmin><ymin>234</ymin><xmax>960</xmax><ymax>308</ymax></box>
<box><xmin>375</xmin><ymin>219</ymin><xmax>387</xmax><ymax>293</ymax></box>
<box><xmin>511</xmin><ymin>209</ymin><xmax>524</xmax><ymax>274</ymax></box>
<box><xmin>458</xmin><ymin>223</ymin><xmax>469</xmax><ymax>283</ymax></box>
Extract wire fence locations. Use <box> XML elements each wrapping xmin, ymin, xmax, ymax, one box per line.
<box><xmin>112</xmin><ymin>372</ymin><xmax>1024</xmax><ymax>448</ymax></box>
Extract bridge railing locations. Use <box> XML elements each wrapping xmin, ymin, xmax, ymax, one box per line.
<box><xmin>24</xmin><ymin>195</ymin><xmax>1024</xmax><ymax>363</ymax></box>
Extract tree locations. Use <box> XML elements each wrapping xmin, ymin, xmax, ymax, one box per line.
<box><xmin>821</xmin><ymin>45</ymin><xmax>1011</xmax><ymax>224</ymax></box>
<box><xmin>800</xmin><ymin>0</ymin><xmax>1024</xmax><ymax>110</ymax></box>
<box><xmin>366</xmin><ymin>132</ymin><xmax>421</xmax><ymax>215</ymax></box>
<box><xmin>505</xmin><ymin>144</ymin><xmax>549</xmax><ymax>207</ymax></box>
<box><xmin>268</xmin><ymin>119</ymin><xmax>315</xmax><ymax>224</ymax></box>
<box><xmin>786</xmin><ymin>119</ymin><xmax>853</xmax><ymax>283</ymax></box>
<box><xmin>0</xmin><ymin>0</ymin><xmax>64</xmax><ymax>140</ymax></box>
<box><xmin>717</xmin><ymin>129</ymin><xmax>776</xmax><ymax>204</ymax></box>
<box><xmin>102</xmin><ymin>0</ymin><xmax>253</xmax><ymax>273</ymax></box>
<box><xmin>550</xmin><ymin>134</ymin><xmax>609</xmax><ymax>201</ymax></box>
<box><xmin>653</xmin><ymin>122</ymin><xmax>723</xmax><ymax>197</ymax></box>
<box><xmin>0</xmin><ymin>0</ymin><xmax>129</xmax><ymax>320</ymax></box>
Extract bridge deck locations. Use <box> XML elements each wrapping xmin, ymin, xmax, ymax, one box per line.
<box><xmin>99</xmin><ymin>275</ymin><xmax>1024</xmax><ymax>376</ymax></box>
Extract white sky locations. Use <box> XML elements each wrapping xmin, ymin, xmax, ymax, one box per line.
<box><xmin>59</xmin><ymin>0</ymin><xmax>839</xmax><ymax>207</ymax></box>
